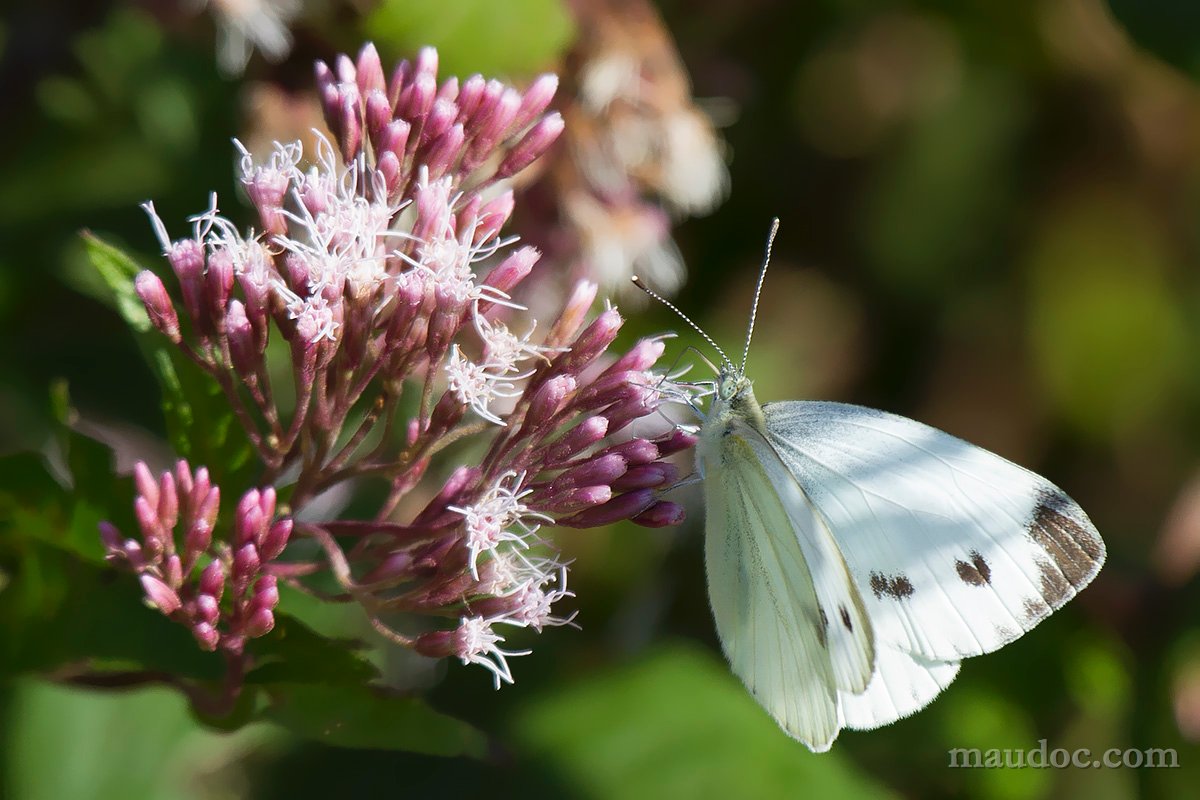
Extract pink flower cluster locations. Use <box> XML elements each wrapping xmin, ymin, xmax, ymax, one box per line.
<box><xmin>103</xmin><ymin>43</ymin><xmax>694</xmax><ymax>687</ymax></box>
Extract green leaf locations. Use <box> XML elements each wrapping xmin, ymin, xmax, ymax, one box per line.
<box><xmin>245</xmin><ymin>612</ymin><xmax>378</xmax><ymax>686</ymax></box>
<box><xmin>5</xmin><ymin>679</ymin><xmax>281</xmax><ymax>800</ymax></box>
<box><xmin>365</xmin><ymin>0</ymin><xmax>575</xmax><ymax>78</ymax></box>
<box><xmin>511</xmin><ymin>642</ymin><xmax>897</xmax><ymax>800</ymax></box>
<box><xmin>0</xmin><ymin>540</ymin><xmax>222</xmax><ymax>681</ymax></box>
<box><xmin>79</xmin><ymin>230</ymin><xmax>151</xmax><ymax>333</ymax></box>
<box><xmin>261</xmin><ymin>683</ymin><xmax>486</xmax><ymax>757</ymax></box>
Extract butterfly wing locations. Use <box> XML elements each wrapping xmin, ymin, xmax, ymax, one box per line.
<box><xmin>761</xmin><ymin>400</ymin><xmax>1104</xmax><ymax>729</ymax></box>
<box><xmin>701</xmin><ymin>414</ymin><xmax>875</xmax><ymax>750</ymax></box>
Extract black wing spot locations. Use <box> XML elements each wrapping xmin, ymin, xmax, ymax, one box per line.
<box><xmin>955</xmin><ymin>550</ymin><xmax>992</xmax><ymax>587</ymax></box>
<box><xmin>838</xmin><ymin>605</ymin><xmax>853</xmax><ymax>632</ymax></box>
<box><xmin>869</xmin><ymin>571</ymin><xmax>915</xmax><ymax>600</ymax></box>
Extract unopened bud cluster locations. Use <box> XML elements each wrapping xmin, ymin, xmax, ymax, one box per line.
<box><xmin>104</xmin><ymin>43</ymin><xmax>695</xmax><ymax>686</ymax></box>
<box><xmin>101</xmin><ymin>461</ymin><xmax>291</xmax><ymax>654</ymax></box>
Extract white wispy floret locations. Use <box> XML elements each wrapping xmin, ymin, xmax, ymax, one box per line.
<box><xmin>448</xmin><ymin>472</ymin><xmax>549</xmax><ymax>579</ymax></box>
<box><xmin>452</xmin><ymin>615</ymin><xmax>532</xmax><ymax>689</ymax></box>
<box><xmin>444</xmin><ymin>345</ymin><xmax>524</xmax><ymax>425</ymax></box>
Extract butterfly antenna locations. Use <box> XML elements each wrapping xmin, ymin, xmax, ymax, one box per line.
<box><xmin>631</xmin><ymin>276</ymin><xmax>732</xmax><ymax>370</ymax></box>
<box><xmin>740</xmin><ymin>217</ymin><xmax>780</xmax><ymax>373</ymax></box>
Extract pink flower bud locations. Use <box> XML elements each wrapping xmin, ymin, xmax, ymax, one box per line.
<box><xmin>134</xmin><ymin>496</ymin><xmax>165</xmax><ymax>558</ymax></box>
<box><xmin>421</xmin><ymin>98</ymin><xmax>458</xmax><ymax>146</ymax></box>
<box><xmin>656</xmin><ymin>428</ymin><xmax>698</xmax><ymax>456</ymax></box>
<box><xmin>414</xmin><ymin>628</ymin><xmax>455</xmax><ymax>658</ymax></box>
<box><xmin>251</xmin><ymin>575</ymin><xmax>280</xmax><ymax>611</ymax></box>
<box><xmin>512</xmin><ymin>73</ymin><xmax>558</xmax><ymax>132</ymax></box>
<box><xmin>233</xmin><ymin>543</ymin><xmax>261</xmax><ymax>583</ymax></box>
<box><xmin>334</xmin><ymin>52</ymin><xmax>356</xmax><ymax>84</ymax></box>
<box><xmin>193</xmin><ymin>622</ymin><xmax>220</xmax><ymax>651</ymax></box>
<box><xmin>158</xmin><ymin>469</ymin><xmax>179</xmax><ymax>530</ymax></box>
<box><xmin>597</xmin><ymin>438</ymin><xmax>660</xmax><ymax>466</ymax></box>
<box><xmin>633</xmin><ymin>501</ymin><xmax>686</xmax><ymax>528</ymax></box>
<box><xmin>205</xmin><ymin>247</ymin><xmax>235</xmax><ymax>320</ymax></box>
<box><xmin>456</xmin><ymin>74</ymin><xmax>487</xmax><ymax>121</ymax></box>
<box><xmin>436</xmin><ymin>75</ymin><xmax>460</xmax><ymax>104</ymax></box>
<box><xmin>481</xmin><ymin>245</ymin><xmax>539</xmax><ymax>298</ymax></box>
<box><xmin>540</xmin><ymin>485</ymin><xmax>612</xmax><ymax>514</ymax></box>
<box><xmin>98</xmin><ymin>521</ymin><xmax>124</xmax><ymax>555</ymax></box>
<box><xmin>134</xmin><ymin>271</ymin><xmax>180</xmax><ymax>342</ymax></box>
<box><xmin>612</xmin><ymin>462</ymin><xmax>679</xmax><ymax>491</ymax></box>
<box><xmin>545</xmin><ymin>280</ymin><xmax>599</xmax><ymax>348</ymax></box>
<box><xmin>607</xmin><ymin>338</ymin><xmax>666</xmax><ymax>374</ymax></box>
<box><xmin>140</xmin><ymin>574</ymin><xmax>181</xmax><ymax>614</ymax></box>
<box><xmin>194</xmin><ymin>593</ymin><xmax>220</xmax><ymax>625</ymax></box>
<box><xmin>540</xmin><ymin>416</ymin><xmax>608</xmax><ymax>465</ymax></box>
<box><xmin>260</xmin><ymin>518</ymin><xmax>292</xmax><ymax>561</ymax></box>
<box><xmin>166</xmin><ymin>239</ymin><xmax>206</xmax><ymax>324</ymax></box>
<box><xmin>555</xmin><ymin>488</ymin><xmax>656</xmax><ymax>528</ymax></box>
<box><xmin>523</xmin><ymin>375</ymin><xmax>576</xmax><ymax>431</ymax></box>
<box><xmin>548</xmin><ymin>454</ymin><xmax>628</xmax><ymax>494</ymax></box>
<box><xmin>336</xmin><ymin>98</ymin><xmax>361</xmax><ymax>155</ymax></box>
<box><xmin>557</xmin><ymin>308</ymin><xmax>622</xmax><ymax>375</ymax></box>
<box><xmin>423</xmin><ymin>123</ymin><xmax>465</xmax><ymax>179</ymax></box>
<box><xmin>133</xmin><ymin>461</ymin><xmax>159</xmax><ymax>510</ymax></box>
<box><xmin>244</xmin><ymin>608</ymin><xmax>275</xmax><ymax>638</ymax></box>
<box><xmin>462</xmin><ymin>88</ymin><xmax>521</xmax><ymax>170</ymax></box>
<box><xmin>365</xmin><ymin>89</ymin><xmax>392</xmax><ymax>143</ymax></box>
<box><xmin>235</xmin><ymin>489</ymin><xmax>264</xmax><ymax>546</ymax></box>
<box><xmin>379</xmin><ymin>119</ymin><xmax>411</xmax><ymax>162</ymax></box>
<box><xmin>397</xmin><ymin>72</ymin><xmax>436</xmax><ymax>126</ymax></box>
<box><xmin>164</xmin><ymin>554</ymin><xmax>183</xmax><ymax>588</ymax></box>
<box><xmin>497</xmin><ymin>112</ymin><xmax>564</xmax><ymax>179</ymax></box>
<box><xmin>227</xmin><ymin>300</ymin><xmax>259</xmax><ymax>377</ymax></box>
<box><xmin>199</xmin><ymin>560</ymin><xmax>225</xmax><ymax>600</ymax></box>
<box><xmin>355</xmin><ymin>42</ymin><xmax>386</xmax><ymax>95</ymax></box>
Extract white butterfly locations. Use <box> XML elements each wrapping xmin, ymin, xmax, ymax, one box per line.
<box><xmin>636</xmin><ymin>220</ymin><xmax>1105</xmax><ymax>752</ymax></box>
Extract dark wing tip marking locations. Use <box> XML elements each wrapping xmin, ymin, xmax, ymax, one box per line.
<box><xmin>955</xmin><ymin>550</ymin><xmax>992</xmax><ymax>587</ymax></box>
<box><xmin>1027</xmin><ymin>490</ymin><xmax>1105</xmax><ymax>608</ymax></box>
<box><xmin>869</xmin><ymin>571</ymin><xmax>915</xmax><ymax>600</ymax></box>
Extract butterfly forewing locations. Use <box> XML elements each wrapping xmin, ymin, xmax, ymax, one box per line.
<box><xmin>701</xmin><ymin>414</ymin><xmax>875</xmax><ymax>750</ymax></box>
<box><xmin>761</xmin><ymin>401</ymin><xmax>1106</xmax><ymax>664</ymax></box>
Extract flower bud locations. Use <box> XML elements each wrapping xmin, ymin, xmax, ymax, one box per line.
<box><xmin>555</xmin><ymin>488</ymin><xmax>656</xmax><ymax>528</ymax></box>
<box><xmin>192</xmin><ymin>594</ymin><xmax>219</xmax><ymax>626</ymax></box>
<box><xmin>540</xmin><ymin>416</ymin><xmax>609</xmax><ymax>465</ymax></box>
<box><xmin>512</xmin><ymin>73</ymin><xmax>558</xmax><ymax>132</ymax></box>
<box><xmin>199</xmin><ymin>559</ymin><xmax>226</xmax><ymax>600</ymax></box>
<box><xmin>134</xmin><ymin>271</ymin><xmax>180</xmax><ymax>342</ymax></box>
<box><xmin>233</xmin><ymin>543</ymin><xmax>261</xmax><ymax>582</ymax></box>
<box><xmin>548</xmin><ymin>454</ymin><xmax>628</xmax><ymax>494</ymax></box>
<box><xmin>260</xmin><ymin>518</ymin><xmax>292</xmax><ymax>561</ymax></box>
<box><xmin>193</xmin><ymin>621</ymin><xmax>220</xmax><ymax>651</ymax></box>
<box><xmin>633</xmin><ymin>501</ymin><xmax>687</xmax><ymax>528</ymax></box>
<box><xmin>655</xmin><ymin>428</ymin><xmax>698</xmax><ymax>456</ymax></box>
<box><xmin>355</xmin><ymin>42</ymin><xmax>386</xmax><ymax>95</ymax></box>
<box><xmin>244</xmin><ymin>608</ymin><xmax>275</xmax><ymax>638</ymax></box>
<box><xmin>612</xmin><ymin>462</ymin><xmax>679</xmax><ymax>491</ymax></box>
<box><xmin>497</xmin><ymin>112</ymin><xmax>564</xmax><ymax>179</ymax></box>
<box><xmin>544</xmin><ymin>280</ymin><xmax>598</xmax><ymax>349</ymax></box>
<box><xmin>140</xmin><ymin>574</ymin><xmax>182</xmax><ymax>614</ymax></box>
<box><xmin>522</xmin><ymin>375</ymin><xmax>576</xmax><ymax>431</ymax></box>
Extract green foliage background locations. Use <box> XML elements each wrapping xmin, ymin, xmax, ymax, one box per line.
<box><xmin>2</xmin><ymin>1</ymin><xmax>1200</xmax><ymax>798</ymax></box>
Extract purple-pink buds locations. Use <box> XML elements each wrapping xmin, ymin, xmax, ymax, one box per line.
<box><xmin>135</xmin><ymin>271</ymin><xmax>181</xmax><ymax>342</ymax></box>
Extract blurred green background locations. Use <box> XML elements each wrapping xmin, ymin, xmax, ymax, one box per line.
<box><xmin>3</xmin><ymin>0</ymin><xmax>1200</xmax><ymax>798</ymax></box>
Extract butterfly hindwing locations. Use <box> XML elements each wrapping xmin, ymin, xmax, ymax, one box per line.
<box><xmin>761</xmin><ymin>400</ymin><xmax>1105</xmax><ymax>665</ymax></box>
